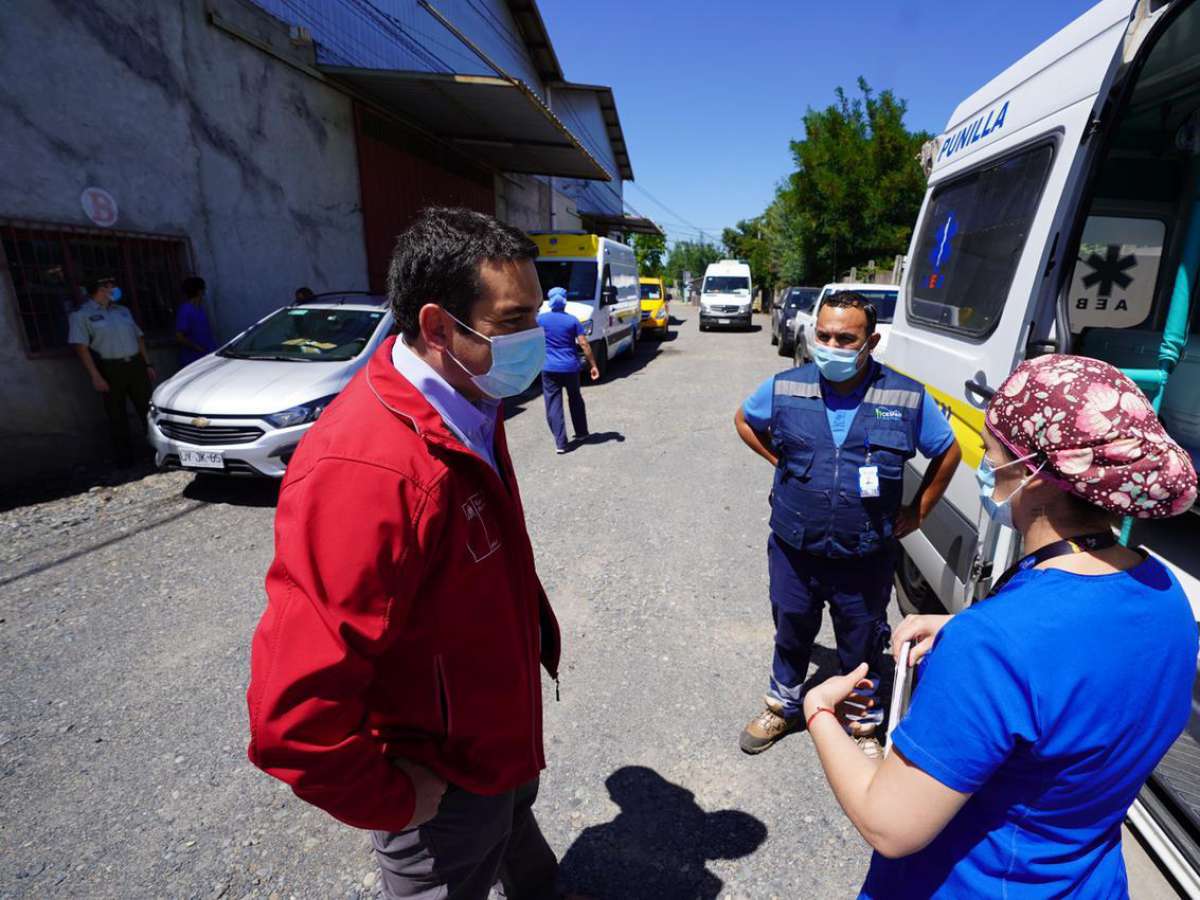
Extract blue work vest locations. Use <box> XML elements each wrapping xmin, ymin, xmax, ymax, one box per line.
<box><xmin>769</xmin><ymin>362</ymin><xmax>923</xmax><ymax>558</ymax></box>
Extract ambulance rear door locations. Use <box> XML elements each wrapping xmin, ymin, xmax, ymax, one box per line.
<box><xmin>888</xmin><ymin>0</ymin><xmax>1139</xmax><ymax>609</ymax></box>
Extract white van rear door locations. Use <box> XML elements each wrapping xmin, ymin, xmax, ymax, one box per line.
<box><xmin>887</xmin><ymin>0</ymin><xmax>1138</xmax><ymax>608</ymax></box>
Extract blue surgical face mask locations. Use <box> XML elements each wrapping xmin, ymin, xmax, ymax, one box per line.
<box><xmin>109</xmin><ymin>286</ymin><xmax>123</xmax><ymax>302</ymax></box>
<box><xmin>444</xmin><ymin>312</ymin><xmax>545</xmax><ymax>399</ymax></box>
<box><xmin>976</xmin><ymin>451</ymin><xmax>1043</xmax><ymax>527</ymax></box>
<box><xmin>810</xmin><ymin>342</ymin><xmax>867</xmax><ymax>382</ymax></box>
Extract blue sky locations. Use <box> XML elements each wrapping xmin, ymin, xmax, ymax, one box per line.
<box><xmin>539</xmin><ymin>0</ymin><xmax>1098</xmax><ymax>246</ymax></box>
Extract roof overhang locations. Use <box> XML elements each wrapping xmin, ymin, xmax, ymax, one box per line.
<box><xmin>320</xmin><ymin>67</ymin><xmax>612</xmax><ymax>181</ymax></box>
<box><xmin>503</xmin><ymin>0</ymin><xmax>563</xmax><ymax>83</ymax></box>
<box><xmin>552</xmin><ymin>81</ymin><xmax>634</xmax><ymax>181</ymax></box>
<box><xmin>580</xmin><ymin>212</ymin><xmax>663</xmax><ymax>237</ymax></box>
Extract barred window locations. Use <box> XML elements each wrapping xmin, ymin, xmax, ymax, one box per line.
<box><xmin>1</xmin><ymin>222</ymin><xmax>189</xmax><ymax>355</ymax></box>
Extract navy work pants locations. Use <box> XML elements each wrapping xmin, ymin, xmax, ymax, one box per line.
<box><xmin>541</xmin><ymin>370</ymin><xmax>588</xmax><ymax>451</ymax></box>
<box><xmin>766</xmin><ymin>533</ymin><xmax>895</xmax><ymax>719</ymax></box>
<box><xmin>97</xmin><ymin>357</ymin><xmax>152</xmax><ymax>466</ymax></box>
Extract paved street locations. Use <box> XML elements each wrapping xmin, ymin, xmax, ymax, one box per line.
<box><xmin>0</xmin><ymin>311</ymin><xmax>1174</xmax><ymax>899</ymax></box>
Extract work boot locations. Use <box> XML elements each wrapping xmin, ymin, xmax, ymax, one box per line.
<box><xmin>739</xmin><ymin>697</ymin><xmax>801</xmax><ymax>755</ymax></box>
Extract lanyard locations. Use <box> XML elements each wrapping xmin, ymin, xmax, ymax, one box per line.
<box><xmin>986</xmin><ymin>532</ymin><xmax>1117</xmax><ymax>598</ymax></box>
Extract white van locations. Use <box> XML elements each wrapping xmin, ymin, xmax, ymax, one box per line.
<box><xmin>791</xmin><ymin>282</ymin><xmax>901</xmax><ymax>366</ymax></box>
<box><xmin>890</xmin><ymin>0</ymin><xmax>1200</xmax><ymax>888</ymax></box>
<box><xmin>699</xmin><ymin>259</ymin><xmax>754</xmax><ymax>330</ymax></box>
<box><xmin>532</xmin><ymin>232</ymin><xmax>640</xmax><ymax>379</ymax></box>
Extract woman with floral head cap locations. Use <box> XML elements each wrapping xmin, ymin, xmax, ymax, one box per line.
<box><xmin>799</xmin><ymin>355</ymin><xmax>1197</xmax><ymax>898</ymax></box>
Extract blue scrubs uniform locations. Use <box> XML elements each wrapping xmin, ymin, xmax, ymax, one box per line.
<box><xmin>743</xmin><ymin>365</ymin><xmax>955</xmax><ymax>717</ymax></box>
<box><xmin>538</xmin><ymin>309</ymin><xmax>589</xmax><ymax>450</ymax></box>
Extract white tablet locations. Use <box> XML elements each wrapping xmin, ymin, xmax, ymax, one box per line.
<box><xmin>885</xmin><ymin>641</ymin><xmax>914</xmax><ymax>758</ymax></box>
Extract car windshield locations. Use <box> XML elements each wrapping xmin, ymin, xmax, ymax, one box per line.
<box><xmin>536</xmin><ymin>261</ymin><xmax>599</xmax><ymax>302</ymax></box>
<box><xmin>640</xmin><ymin>283</ymin><xmax>663</xmax><ymax>300</ymax></box>
<box><xmin>221</xmin><ymin>307</ymin><xmax>385</xmax><ymax>362</ymax></box>
<box><xmin>854</xmin><ymin>290</ymin><xmax>899</xmax><ymax>323</ymax></box>
<box><xmin>703</xmin><ymin>276</ymin><xmax>749</xmax><ymax>294</ymax></box>
<box><xmin>786</xmin><ymin>289</ymin><xmax>818</xmax><ymax>311</ymax></box>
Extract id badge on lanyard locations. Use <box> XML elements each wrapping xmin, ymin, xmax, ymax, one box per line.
<box><xmin>859</xmin><ymin>438</ymin><xmax>880</xmax><ymax>498</ymax></box>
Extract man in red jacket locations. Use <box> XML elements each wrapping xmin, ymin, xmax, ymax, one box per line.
<box><xmin>247</xmin><ymin>208</ymin><xmax>563</xmax><ymax>899</ymax></box>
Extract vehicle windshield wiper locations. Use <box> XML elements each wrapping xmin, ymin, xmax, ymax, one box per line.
<box><xmin>240</xmin><ymin>353</ymin><xmax>319</xmax><ymax>362</ymax></box>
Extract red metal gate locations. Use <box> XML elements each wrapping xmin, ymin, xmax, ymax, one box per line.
<box><xmin>354</xmin><ymin>104</ymin><xmax>495</xmax><ymax>293</ymax></box>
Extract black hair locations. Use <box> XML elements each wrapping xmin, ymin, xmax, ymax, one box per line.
<box><xmin>820</xmin><ymin>291</ymin><xmax>877</xmax><ymax>334</ymax></box>
<box><xmin>84</xmin><ymin>275</ymin><xmax>115</xmax><ymax>296</ymax></box>
<box><xmin>294</xmin><ymin>286</ymin><xmax>314</xmax><ymax>300</ymax></box>
<box><xmin>387</xmin><ymin>207</ymin><xmax>538</xmax><ymax>341</ymax></box>
<box><xmin>182</xmin><ymin>276</ymin><xmax>206</xmax><ymax>299</ymax></box>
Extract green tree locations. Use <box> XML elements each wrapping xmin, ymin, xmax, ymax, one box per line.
<box><xmin>765</xmin><ymin>78</ymin><xmax>929</xmax><ymax>285</ymax></box>
<box><xmin>722</xmin><ymin>216</ymin><xmax>776</xmax><ymax>294</ymax></box>
<box><xmin>631</xmin><ymin>232</ymin><xmax>667</xmax><ymax>277</ymax></box>
<box><xmin>664</xmin><ymin>240</ymin><xmax>724</xmax><ymax>293</ymax></box>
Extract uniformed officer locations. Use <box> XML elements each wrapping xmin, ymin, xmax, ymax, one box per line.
<box><xmin>734</xmin><ymin>291</ymin><xmax>961</xmax><ymax>756</ymax></box>
<box><xmin>68</xmin><ymin>276</ymin><xmax>157</xmax><ymax>467</ymax></box>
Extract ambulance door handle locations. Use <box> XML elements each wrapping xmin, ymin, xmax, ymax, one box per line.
<box><xmin>964</xmin><ymin>378</ymin><xmax>995</xmax><ymax>404</ymax></box>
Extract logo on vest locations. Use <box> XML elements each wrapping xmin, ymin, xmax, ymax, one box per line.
<box><xmin>874</xmin><ymin>408</ymin><xmax>902</xmax><ymax>421</ymax></box>
<box><xmin>462</xmin><ymin>492</ymin><xmax>502</xmax><ymax>563</ymax></box>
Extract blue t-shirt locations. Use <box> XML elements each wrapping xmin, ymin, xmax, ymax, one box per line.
<box><xmin>864</xmin><ymin>556</ymin><xmax>1197</xmax><ymax>899</ymax></box>
<box><xmin>741</xmin><ymin>364</ymin><xmax>955</xmax><ymax>456</ymax></box>
<box><xmin>537</xmin><ymin>310</ymin><xmax>582</xmax><ymax>374</ymax></box>
<box><xmin>176</xmin><ymin>301</ymin><xmax>216</xmax><ymax>366</ymax></box>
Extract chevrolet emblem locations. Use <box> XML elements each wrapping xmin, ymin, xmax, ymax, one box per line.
<box><xmin>191</xmin><ymin>417</ymin><xmax>210</xmax><ymax>428</ymax></box>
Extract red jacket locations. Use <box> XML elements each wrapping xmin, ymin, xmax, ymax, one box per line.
<box><xmin>246</xmin><ymin>337</ymin><xmax>561</xmax><ymax>832</ymax></box>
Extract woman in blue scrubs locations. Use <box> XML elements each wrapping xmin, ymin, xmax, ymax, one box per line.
<box><xmin>802</xmin><ymin>355</ymin><xmax>1198</xmax><ymax>898</ymax></box>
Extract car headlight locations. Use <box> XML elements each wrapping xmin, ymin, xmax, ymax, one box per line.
<box><xmin>582</xmin><ymin>319</ymin><xmax>594</xmax><ymax>336</ymax></box>
<box><xmin>265</xmin><ymin>394</ymin><xmax>338</xmax><ymax>429</ymax></box>
<box><xmin>656</xmin><ymin>306</ymin><xmax>667</xmax><ymax>319</ymax></box>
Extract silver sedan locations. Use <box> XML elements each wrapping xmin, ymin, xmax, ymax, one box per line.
<box><xmin>148</xmin><ymin>293</ymin><xmax>394</xmax><ymax>477</ymax></box>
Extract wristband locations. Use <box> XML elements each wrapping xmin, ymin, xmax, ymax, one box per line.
<box><xmin>806</xmin><ymin>706</ymin><xmax>836</xmax><ymax>730</ymax></box>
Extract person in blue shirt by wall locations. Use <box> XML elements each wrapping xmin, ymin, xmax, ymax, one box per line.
<box><xmin>733</xmin><ymin>292</ymin><xmax>961</xmax><ymax>756</ymax></box>
<box><xmin>537</xmin><ymin>287</ymin><xmax>600</xmax><ymax>455</ymax></box>
<box><xmin>175</xmin><ymin>276</ymin><xmax>217</xmax><ymax>367</ymax></box>
<box><xmin>801</xmin><ymin>354</ymin><xmax>1198</xmax><ymax>899</ymax></box>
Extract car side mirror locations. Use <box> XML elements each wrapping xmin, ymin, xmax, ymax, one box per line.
<box><xmin>601</xmin><ymin>285</ymin><xmax>618</xmax><ymax>306</ymax></box>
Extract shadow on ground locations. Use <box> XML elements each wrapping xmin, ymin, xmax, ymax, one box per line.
<box><xmin>558</xmin><ymin>766</ymin><xmax>767</xmax><ymax>900</ymax></box>
<box><xmin>182</xmin><ymin>474</ymin><xmax>280</xmax><ymax>508</ymax></box>
<box><xmin>0</xmin><ymin>457</ymin><xmax>157</xmax><ymax>513</ymax></box>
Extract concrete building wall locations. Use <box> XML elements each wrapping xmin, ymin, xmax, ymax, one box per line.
<box><xmin>0</xmin><ymin>0</ymin><xmax>367</xmax><ymax>487</ymax></box>
<box><xmin>495</xmin><ymin>174</ymin><xmax>551</xmax><ymax>233</ymax></box>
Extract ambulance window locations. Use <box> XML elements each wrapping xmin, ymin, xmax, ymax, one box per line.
<box><xmin>1066</xmin><ymin>216</ymin><xmax>1164</xmax><ymax>333</ymax></box>
<box><xmin>908</xmin><ymin>144</ymin><xmax>1055</xmax><ymax>337</ymax></box>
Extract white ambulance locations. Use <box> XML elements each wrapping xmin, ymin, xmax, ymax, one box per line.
<box><xmin>699</xmin><ymin>259</ymin><xmax>754</xmax><ymax>330</ymax></box>
<box><xmin>531</xmin><ymin>232</ymin><xmax>640</xmax><ymax>379</ymax></box>
<box><xmin>890</xmin><ymin>0</ymin><xmax>1200</xmax><ymax>887</ymax></box>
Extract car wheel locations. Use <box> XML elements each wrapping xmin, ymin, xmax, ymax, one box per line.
<box><xmin>894</xmin><ymin>551</ymin><xmax>947</xmax><ymax>617</ymax></box>
<box><xmin>778</xmin><ymin>339</ymin><xmax>793</xmax><ymax>358</ymax></box>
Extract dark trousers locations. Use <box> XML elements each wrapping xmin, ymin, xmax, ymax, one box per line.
<box><xmin>765</xmin><ymin>533</ymin><xmax>894</xmax><ymax>719</ymax></box>
<box><xmin>97</xmin><ymin>357</ymin><xmax>152</xmax><ymax>465</ymax></box>
<box><xmin>371</xmin><ymin>777</ymin><xmax>557</xmax><ymax>900</ymax></box>
<box><xmin>541</xmin><ymin>370</ymin><xmax>588</xmax><ymax>451</ymax></box>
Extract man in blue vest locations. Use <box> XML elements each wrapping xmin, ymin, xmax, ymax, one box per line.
<box><xmin>734</xmin><ymin>291</ymin><xmax>961</xmax><ymax>756</ymax></box>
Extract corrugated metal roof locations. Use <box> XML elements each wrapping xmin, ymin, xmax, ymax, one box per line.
<box><xmin>321</xmin><ymin>66</ymin><xmax>612</xmax><ymax>181</ymax></box>
<box><xmin>503</xmin><ymin>0</ymin><xmax>564</xmax><ymax>83</ymax></box>
<box><xmin>551</xmin><ymin>82</ymin><xmax>634</xmax><ymax>181</ymax></box>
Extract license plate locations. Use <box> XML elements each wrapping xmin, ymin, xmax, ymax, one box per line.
<box><xmin>180</xmin><ymin>449</ymin><xmax>224</xmax><ymax>469</ymax></box>
<box><xmin>718</xmin><ymin>318</ymin><xmax>731</xmax><ymax>325</ymax></box>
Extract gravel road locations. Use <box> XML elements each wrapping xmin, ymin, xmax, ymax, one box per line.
<box><xmin>0</xmin><ymin>310</ymin><xmax>1169</xmax><ymax>899</ymax></box>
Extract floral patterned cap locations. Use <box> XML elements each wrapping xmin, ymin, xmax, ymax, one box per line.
<box><xmin>986</xmin><ymin>354</ymin><xmax>1197</xmax><ymax>518</ymax></box>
